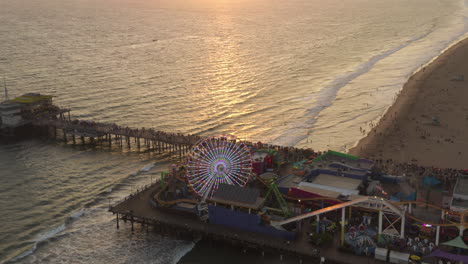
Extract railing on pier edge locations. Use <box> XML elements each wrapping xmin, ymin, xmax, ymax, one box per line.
<box><xmin>33</xmin><ymin>118</ymin><xmax>201</xmax><ymax>145</ymax></box>
<box><xmin>31</xmin><ymin>117</ymin><xmax>310</xmax><ymax>162</ymax></box>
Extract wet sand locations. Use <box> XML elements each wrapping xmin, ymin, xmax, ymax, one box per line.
<box><xmin>349</xmin><ymin>37</ymin><xmax>468</xmax><ymax>169</ymax></box>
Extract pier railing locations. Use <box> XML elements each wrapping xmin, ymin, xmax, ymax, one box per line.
<box><xmin>34</xmin><ymin>118</ymin><xmax>201</xmax><ymax>145</ymax></box>
<box><xmin>31</xmin><ymin>117</ymin><xmax>310</xmax><ymax>163</ymax></box>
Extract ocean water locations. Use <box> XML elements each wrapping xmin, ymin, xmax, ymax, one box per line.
<box><xmin>0</xmin><ymin>0</ymin><xmax>467</xmax><ymax>262</ymax></box>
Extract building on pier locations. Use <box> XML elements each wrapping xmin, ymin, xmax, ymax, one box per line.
<box><xmin>0</xmin><ymin>93</ymin><xmax>64</xmax><ymax>131</ymax></box>
<box><xmin>451</xmin><ymin>174</ymin><xmax>468</xmax><ymax>212</ymax></box>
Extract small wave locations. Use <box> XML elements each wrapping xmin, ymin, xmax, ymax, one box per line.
<box><xmin>35</xmin><ymin>224</ymin><xmax>66</xmax><ymax>243</ymax></box>
<box><xmin>171</xmin><ymin>239</ymin><xmax>199</xmax><ymax>264</ymax></box>
<box><xmin>140</xmin><ymin>163</ymin><xmax>155</xmax><ymax>172</ymax></box>
<box><xmin>8</xmin><ymin>224</ymin><xmax>66</xmax><ymax>263</ymax></box>
<box><xmin>70</xmin><ymin>209</ymin><xmax>86</xmax><ymax>220</ymax></box>
<box><xmin>8</xmin><ymin>243</ymin><xmax>37</xmax><ymax>263</ymax></box>
<box><xmin>273</xmin><ymin>13</ymin><xmax>468</xmax><ymax>149</ymax></box>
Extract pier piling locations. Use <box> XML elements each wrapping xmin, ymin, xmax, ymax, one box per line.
<box><xmin>116</xmin><ymin>213</ymin><xmax>119</xmax><ymax>229</ymax></box>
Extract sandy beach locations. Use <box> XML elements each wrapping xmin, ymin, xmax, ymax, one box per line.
<box><xmin>349</xmin><ymin>37</ymin><xmax>468</xmax><ymax>169</ymax></box>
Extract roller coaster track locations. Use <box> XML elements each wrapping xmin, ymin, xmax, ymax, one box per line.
<box><xmin>153</xmin><ymin>172</ymin><xmax>467</xmax><ymax>228</ymax></box>
<box><xmin>255</xmin><ymin>173</ymin><xmax>468</xmax><ymax>228</ymax></box>
<box><xmin>392</xmin><ymin>201</ymin><xmax>467</xmax><ymax>228</ymax></box>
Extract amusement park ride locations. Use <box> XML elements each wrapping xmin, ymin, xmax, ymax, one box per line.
<box><xmin>152</xmin><ymin>135</ymin><xmax>468</xmax><ymax>261</ymax></box>
<box><xmin>186</xmin><ymin>135</ymin><xmax>252</xmax><ymax>198</ymax></box>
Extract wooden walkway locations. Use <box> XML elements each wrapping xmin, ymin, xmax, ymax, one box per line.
<box><xmin>109</xmin><ymin>181</ymin><xmax>387</xmax><ymax>264</ymax></box>
<box><xmin>31</xmin><ymin>117</ymin><xmax>309</xmax><ymax>161</ymax></box>
<box><xmin>33</xmin><ymin>118</ymin><xmax>201</xmax><ymax>156</ymax></box>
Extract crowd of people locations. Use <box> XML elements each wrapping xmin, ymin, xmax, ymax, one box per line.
<box><xmin>41</xmin><ymin>118</ymin><xmax>202</xmax><ymax>145</ymax></box>
<box><xmin>374</xmin><ymin>159</ymin><xmax>465</xmax><ymax>187</ymax></box>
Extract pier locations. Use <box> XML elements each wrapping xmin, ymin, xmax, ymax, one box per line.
<box><xmin>108</xmin><ymin>146</ymin><xmax>468</xmax><ymax>264</ymax></box>
<box><xmin>31</xmin><ymin>118</ymin><xmax>308</xmax><ymax>161</ymax></box>
<box><xmin>110</xmin><ymin>181</ymin><xmax>316</xmax><ymax>263</ymax></box>
<box><xmin>109</xmin><ymin>177</ymin><xmax>390</xmax><ymax>264</ymax></box>
<box><xmin>0</xmin><ymin>93</ymin><xmax>310</xmax><ymax>162</ymax></box>
<box><xmin>33</xmin><ymin>118</ymin><xmax>199</xmax><ymax>158</ymax></box>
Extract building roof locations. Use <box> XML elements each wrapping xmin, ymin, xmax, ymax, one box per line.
<box><xmin>451</xmin><ymin>199</ymin><xmax>468</xmax><ymax>211</ymax></box>
<box><xmin>0</xmin><ymin>100</ymin><xmax>22</xmax><ymax>110</ymax></box>
<box><xmin>453</xmin><ymin>174</ymin><xmax>468</xmax><ymax>198</ymax></box>
<box><xmin>313</xmin><ymin>150</ymin><xmax>374</xmax><ymax>170</ymax></box>
<box><xmin>259</xmin><ymin>172</ymin><xmax>279</xmax><ymax>182</ymax></box>
<box><xmin>441</xmin><ymin>236</ymin><xmax>468</xmax><ymax>249</ymax></box>
<box><xmin>252</xmin><ymin>152</ymin><xmax>270</xmax><ymax>161</ymax></box>
<box><xmin>313</xmin><ymin>174</ymin><xmax>362</xmax><ymax>190</ymax></box>
<box><xmin>212</xmin><ymin>184</ymin><xmax>259</xmax><ymax>204</ymax></box>
<box><xmin>210</xmin><ymin>184</ymin><xmax>264</xmax><ymax>209</ymax></box>
<box><xmin>296</xmin><ymin>185</ymin><xmax>341</xmax><ymax>198</ymax></box>
<box><xmin>276</xmin><ymin>174</ymin><xmax>303</xmax><ymax>189</ymax></box>
<box><xmin>10</xmin><ymin>94</ymin><xmax>53</xmax><ymax>104</ymax></box>
<box><xmin>298</xmin><ymin>174</ymin><xmax>362</xmax><ymax>196</ymax></box>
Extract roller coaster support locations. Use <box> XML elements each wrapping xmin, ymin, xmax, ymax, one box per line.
<box><xmin>341</xmin><ymin>207</ymin><xmax>345</xmax><ymax>246</ymax></box>
<box><xmin>400</xmin><ymin>209</ymin><xmax>405</xmax><ymax>238</ymax></box>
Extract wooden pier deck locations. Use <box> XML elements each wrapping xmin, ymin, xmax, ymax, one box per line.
<box><xmin>33</xmin><ymin>118</ymin><xmax>201</xmax><ymax>156</ymax></box>
<box><xmin>31</xmin><ymin>118</ymin><xmax>308</xmax><ymax>162</ymax></box>
<box><xmin>109</xmin><ymin>181</ymin><xmax>387</xmax><ymax>264</ymax></box>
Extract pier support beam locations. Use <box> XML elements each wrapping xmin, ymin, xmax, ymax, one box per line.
<box><xmin>116</xmin><ymin>213</ymin><xmax>119</xmax><ymax>229</ymax></box>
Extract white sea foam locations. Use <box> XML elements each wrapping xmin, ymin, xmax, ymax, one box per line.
<box><xmin>8</xmin><ymin>224</ymin><xmax>67</xmax><ymax>263</ymax></box>
<box><xmin>9</xmin><ymin>244</ymin><xmax>37</xmax><ymax>263</ymax></box>
<box><xmin>171</xmin><ymin>239</ymin><xmax>199</xmax><ymax>264</ymax></box>
<box><xmin>271</xmin><ymin>34</ymin><xmax>433</xmax><ymax>147</ymax></box>
<box><xmin>280</xmin><ymin>0</ymin><xmax>468</xmax><ymax>150</ymax></box>
<box><xmin>70</xmin><ymin>209</ymin><xmax>86</xmax><ymax>220</ymax></box>
<box><xmin>140</xmin><ymin>163</ymin><xmax>156</xmax><ymax>172</ymax></box>
<box><xmin>35</xmin><ymin>224</ymin><xmax>66</xmax><ymax>242</ymax></box>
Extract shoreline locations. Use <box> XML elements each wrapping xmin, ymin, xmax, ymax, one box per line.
<box><xmin>349</xmin><ymin>36</ymin><xmax>468</xmax><ymax>169</ymax></box>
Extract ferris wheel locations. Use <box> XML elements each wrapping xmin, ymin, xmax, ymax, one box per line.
<box><xmin>186</xmin><ymin>135</ymin><xmax>252</xmax><ymax>198</ymax></box>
